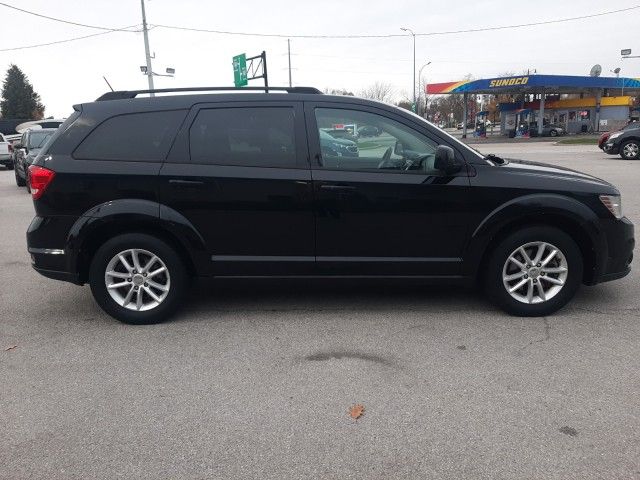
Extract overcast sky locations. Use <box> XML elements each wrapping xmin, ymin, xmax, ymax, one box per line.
<box><xmin>1</xmin><ymin>0</ymin><xmax>638</xmax><ymax>117</ymax></box>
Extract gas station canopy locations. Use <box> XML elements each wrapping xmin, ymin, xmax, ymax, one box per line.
<box><xmin>427</xmin><ymin>74</ymin><xmax>640</xmax><ymax>96</ymax></box>
<box><xmin>426</xmin><ymin>74</ymin><xmax>640</xmax><ymax>137</ymax></box>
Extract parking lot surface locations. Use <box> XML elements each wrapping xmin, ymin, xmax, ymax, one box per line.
<box><xmin>1</xmin><ymin>142</ymin><xmax>639</xmax><ymax>479</ymax></box>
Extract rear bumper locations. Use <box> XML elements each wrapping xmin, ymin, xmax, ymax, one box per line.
<box><xmin>27</xmin><ymin>215</ymin><xmax>84</xmax><ymax>285</ymax></box>
<box><xmin>31</xmin><ymin>265</ymin><xmax>81</xmax><ymax>284</ymax></box>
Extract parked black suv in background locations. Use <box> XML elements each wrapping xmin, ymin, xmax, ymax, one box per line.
<box><xmin>26</xmin><ymin>87</ymin><xmax>634</xmax><ymax>324</ymax></box>
<box><xmin>603</xmin><ymin>125</ymin><xmax>640</xmax><ymax>159</ymax></box>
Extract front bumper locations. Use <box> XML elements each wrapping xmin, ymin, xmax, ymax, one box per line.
<box><xmin>593</xmin><ymin>216</ymin><xmax>634</xmax><ymax>284</ymax></box>
<box><xmin>603</xmin><ymin>142</ymin><xmax>620</xmax><ymax>155</ymax></box>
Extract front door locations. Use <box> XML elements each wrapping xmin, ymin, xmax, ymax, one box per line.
<box><xmin>306</xmin><ymin>103</ymin><xmax>471</xmax><ymax>276</ymax></box>
<box><xmin>159</xmin><ymin>101</ymin><xmax>315</xmax><ymax>276</ymax></box>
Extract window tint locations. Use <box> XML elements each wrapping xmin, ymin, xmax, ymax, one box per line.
<box><xmin>74</xmin><ymin>110</ymin><xmax>186</xmax><ymax>161</ymax></box>
<box><xmin>189</xmin><ymin>107</ymin><xmax>297</xmax><ymax>167</ymax></box>
<box><xmin>315</xmin><ymin>108</ymin><xmax>439</xmax><ymax>174</ymax></box>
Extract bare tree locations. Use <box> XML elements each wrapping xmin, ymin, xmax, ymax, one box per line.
<box><xmin>323</xmin><ymin>88</ymin><xmax>354</xmax><ymax>96</ymax></box>
<box><xmin>359</xmin><ymin>82</ymin><xmax>395</xmax><ymax>104</ymax></box>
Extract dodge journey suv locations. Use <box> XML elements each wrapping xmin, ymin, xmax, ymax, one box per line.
<box><xmin>26</xmin><ymin>86</ymin><xmax>634</xmax><ymax>324</ymax></box>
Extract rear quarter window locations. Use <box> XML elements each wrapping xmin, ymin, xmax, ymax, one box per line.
<box><xmin>74</xmin><ymin>110</ymin><xmax>187</xmax><ymax>162</ymax></box>
<box><xmin>189</xmin><ymin>107</ymin><xmax>297</xmax><ymax>168</ymax></box>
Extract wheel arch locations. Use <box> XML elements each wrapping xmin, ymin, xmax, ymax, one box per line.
<box><xmin>467</xmin><ymin>194</ymin><xmax>606</xmax><ymax>285</ymax></box>
<box><xmin>66</xmin><ymin>199</ymin><xmax>209</xmax><ymax>283</ymax></box>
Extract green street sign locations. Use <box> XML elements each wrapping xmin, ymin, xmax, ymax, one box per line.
<box><xmin>233</xmin><ymin>54</ymin><xmax>248</xmax><ymax>87</ymax></box>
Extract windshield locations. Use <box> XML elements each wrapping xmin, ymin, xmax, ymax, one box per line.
<box><xmin>28</xmin><ymin>131</ymin><xmax>55</xmax><ymax>149</ymax></box>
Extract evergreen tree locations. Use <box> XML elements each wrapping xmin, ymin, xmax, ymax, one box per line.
<box><xmin>0</xmin><ymin>64</ymin><xmax>45</xmax><ymax>119</ymax></box>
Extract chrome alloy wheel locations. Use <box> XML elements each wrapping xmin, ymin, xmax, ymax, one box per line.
<box><xmin>502</xmin><ymin>241</ymin><xmax>568</xmax><ymax>304</ymax></box>
<box><xmin>104</xmin><ymin>249</ymin><xmax>170</xmax><ymax>311</ymax></box>
<box><xmin>622</xmin><ymin>142</ymin><xmax>639</xmax><ymax>158</ymax></box>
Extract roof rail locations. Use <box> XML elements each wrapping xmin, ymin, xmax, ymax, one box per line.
<box><xmin>96</xmin><ymin>86</ymin><xmax>323</xmax><ymax>101</ymax></box>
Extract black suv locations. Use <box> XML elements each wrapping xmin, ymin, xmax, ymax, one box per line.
<box><xmin>26</xmin><ymin>87</ymin><xmax>634</xmax><ymax>324</ymax></box>
<box><xmin>603</xmin><ymin>124</ymin><xmax>640</xmax><ymax>160</ymax></box>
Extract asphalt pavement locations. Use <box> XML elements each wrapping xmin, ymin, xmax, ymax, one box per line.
<box><xmin>1</xmin><ymin>143</ymin><xmax>639</xmax><ymax>479</ymax></box>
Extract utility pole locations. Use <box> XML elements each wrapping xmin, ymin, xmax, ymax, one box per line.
<box><xmin>140</xmin><ymin>0</ymin><xmax>155</xmax><ymax>95</ymax></box>
<box><xmin>418</xmin><ymin>61</ymin><xmax>431</xmax><ymax>117</ymax></box>
<box><xmin>401</xmin><ymin>27</ymin><xmax>416</xmax><ymax>112</ymax></box>
<box><xmin>287</xmin><ymin>39</ymin><xmax>292</xmax><ymax>87</ymax></box>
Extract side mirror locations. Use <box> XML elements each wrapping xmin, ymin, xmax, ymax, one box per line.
<box><xmin>434</xmin><ymin>145</ymin><xmax>461</xmax><ymax>175</ymax></box>
<box><xmin>394</xmin><ymin>141</ymin><xmax>404</xmax><ymax>155</ymax></box>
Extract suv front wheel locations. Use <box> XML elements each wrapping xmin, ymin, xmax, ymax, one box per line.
<box><xmin>620</xmin><ymin>140</ymin><xmax>640</xmax><ymax>160</ymax></box>
<box><xmin>89</xmin><ymin>233</ymin><xmax>188</xmax><ymax>324</ymax></box>
<box><xmin>485</xmin><ymin>226</ymin><xmax>583</xmax><ymax>316</ymax></box>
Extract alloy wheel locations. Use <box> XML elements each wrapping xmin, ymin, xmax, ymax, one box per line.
<box><xmin>104</xmin><ymin>248</ymin><xmax>170</xmax><ymax>311</ymax></box>
<box><xmin>502</xmin><ymin>241</ymin><xmax>568</xmax><ymax>304</ymax></box>
<box><xmin>622</xmin><ymin>142</ymin><xmax>639</xmax><ymax>159</ymax></box>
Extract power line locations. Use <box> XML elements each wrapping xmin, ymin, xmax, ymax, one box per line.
<box><xmin>151</xmin><ymin>4</ymin><xmax>640</xmax><ymax>39</ymax></box>
<box><xmin>0</xmin><ymin>25</ymin><xmax>141</xmax><ymax>52</ymax></box>
<box><xmin>0</xmin><ymin>2</ymin><xmax>140</xmax><ymax>31</ymax></box>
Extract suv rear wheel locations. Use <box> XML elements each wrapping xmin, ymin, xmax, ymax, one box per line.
<box><xmin>485</xmin><ymin>226</ymin><xmax>583</xmax><ymax>316</ymax></box>
<box><xmin>89</xmin><ymin>233</ymin><xmax>188</xmax><ymax>324</ymax></box>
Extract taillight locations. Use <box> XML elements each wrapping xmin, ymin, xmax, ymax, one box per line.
<box><xmin>28</xmin><ymin>165</ymin><xmax>55</xmax><ymax>200</ymax></box>
<box><xmin>8</xmin><ymin>144</ymin><xmax>13</xmax><ymax>153</ymax></box>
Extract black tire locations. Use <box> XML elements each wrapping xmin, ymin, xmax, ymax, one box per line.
<box><xmin>6</xmin><ymin>162</ymin><xmax>14</xmax><ymax>170</ymax></box>
<box><xmin>484</xmin><ymin>226</ymin><xmax>583</xmax><ymax>317</ymax></box>
<box><xmin>14</xmin><ymin>167</ymin><xmax>25</xmax><ymax>187</ymax></box>
<box><xmin>550</xmin><ymin>129</ymin><xmax>558</xmax><ymax>137</ymax></box>
<box><xmin>89</xmin><ymin>233</ymin><xmax>188</xmax><ymax>324</ymax></box>
<box><xmin>619</xmin><ymin>140</ymin><xmax>640</xmax><ymax>160</ymax></box>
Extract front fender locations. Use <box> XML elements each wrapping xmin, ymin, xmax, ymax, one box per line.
<box><xmin>465</xmin><ymin>193</ymin><xmax>607</xmax><ymax>280</ymax></box>
<box><xmin>66</xmin><ymin>199</ymin><xmax>209</xmax><ymax>278</ymax></box>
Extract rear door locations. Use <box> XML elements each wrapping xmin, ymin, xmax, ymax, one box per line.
<box><xmin>306</xmin><ymin>102</ymin><xmax>471</xmax><ymax>277</ymax></box>
<box><xmin>159</xmin><ymin>101</ymin><xmax>315</xmax><ymax>276</ymax></box>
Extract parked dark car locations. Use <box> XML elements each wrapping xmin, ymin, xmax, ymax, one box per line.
<box><xmin>357</xmin><ymin>125</ymin><xmax>381</xmax><ymax>137</ymax></box>
<box><xmin>14</xmin><ymin>128</ymin><xmax>57</xmax><ymax>188</ymax></box>
<box><xmin>603</xmin><ymin>125</ymin><xmax>640</xmax><ymax>159</ymax></box>
<box><xmin>26</xmin><ymin>86</ymin><xmax>634</xmax><ymax>324</ymax></box>
<box><xmin>319</xmin><ymin>129</ymin><xmax>359</xmax><ymax>157</ymax></box>
<box><xmin>599</xmin><ymin>122</ymin><xmax>640</xmax><ymax>150</ymax></box>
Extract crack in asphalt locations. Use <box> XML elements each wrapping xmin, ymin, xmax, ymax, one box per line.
<box><xmin>516</xmin><ymin>317</ymin><xmax>551</xmax><ymax>355</ymax></box>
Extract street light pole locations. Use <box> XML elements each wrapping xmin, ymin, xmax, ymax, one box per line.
<box><xmin>401</xmin><ymin>27</ymin><xmax>416</xmax><ymax>111</ymax></box>
<box><xmin>140</xmin><ymin>0</ymin><xmax>155</xmax><ymax>95</ymax></box>
<box><xmin>418</xmin><ymin>61</ymin><xmax>431</xmax><ymax>117</ymax></box>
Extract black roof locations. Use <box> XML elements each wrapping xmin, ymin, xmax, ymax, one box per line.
<box><xmin>96</xmin><ymin>86</ymin><xmax>323</xmax><ymax>101</ymax></box>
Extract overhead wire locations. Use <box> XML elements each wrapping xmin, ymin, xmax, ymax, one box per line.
<box><xmin>151</xmin><ymin>5</ymin><xmax>640</xmax><ymax>39</ymax></box>
<box><xmin>0</xmin><ymin>2</ymin><xmax>140</xmax><ymax>31</ymax></box>
<box><xmin>0</xmin><ymin>25</ymin><xmax>141</xmax><ymax>52</ymax></box>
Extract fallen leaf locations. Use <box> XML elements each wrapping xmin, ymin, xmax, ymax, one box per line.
<box><xmin>349</xmin><ymin>404</ymin><xmax>365</xmax><ymax>420</ymax></box>
<box><xmin>5</xmin><ymin>345</ymin><xmax>18</xmax><ymax>352</ymax></box>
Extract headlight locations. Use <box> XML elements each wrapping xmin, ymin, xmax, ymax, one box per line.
<box><xmin>599</xmin><ymin>194</ymin><xmax>623</xmax><ymax>219</ymax></box>
<box><xmin>608</xmin><ymin>132</ymin><xmax>622</xmax><ymax>140</ymax></box>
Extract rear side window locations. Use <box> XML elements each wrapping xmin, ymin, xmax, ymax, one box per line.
<box><xmin>189</xmin><ymin>107</ymin><xmax>296</xmax><ymax>167</ymax></box>
<box><xmin>74</xmin><ymin>110</ymin><xmax>186</xmax><ymax>161</ymax></box>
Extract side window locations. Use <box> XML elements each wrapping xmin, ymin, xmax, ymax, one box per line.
<box><xmin>189</xmin><ymin>107</ymin><xmax>296</xmax><ymax>168</ymax></box>
<box><xmin>74</xmin><ymin>110</ymin><xmax>186</xmax><ymax>161</ymax></box>
<box><xmin>315</xmin><ymin>108</ymin><xmax>440</xmax><ymax>174</ymax></box>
